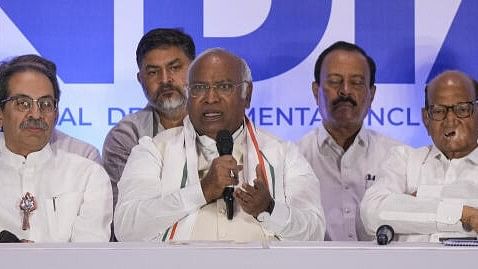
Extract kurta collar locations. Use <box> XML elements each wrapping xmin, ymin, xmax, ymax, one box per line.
<box><xmin>0</xmin><ymin>133</ymin><xmax>53</xmax><ymax>169</ymax></box>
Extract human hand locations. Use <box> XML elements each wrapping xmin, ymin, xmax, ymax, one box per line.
<box><xmin>235</xmin><ymin>165</ymin><xmax>273</xmax><ymax>218</ymax></box>
<box><xmin>201</xmin><ymin>155</ymin><xmax>240</xmax><ymax>203</ymax></box>
<box><xmin>461</xmin><ymin>206</ymin><xmax>478</xmax><ymax>232</ymax></box>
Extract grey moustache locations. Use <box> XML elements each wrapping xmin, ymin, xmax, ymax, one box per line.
<box><xmin>20</xmin><ymin>119</ymin><xmax>49</xmax><ymax>130</ymax></box>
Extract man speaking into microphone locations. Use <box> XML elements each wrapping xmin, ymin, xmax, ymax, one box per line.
<box><xmin>115</xmin><ymin>48</ymin><xmax>325</xmax><ymax>242</ymax></box>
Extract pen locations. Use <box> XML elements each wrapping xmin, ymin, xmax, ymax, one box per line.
<box><xmin>52</xmin><ymin>197</ymin><xmax>57</xmax><ymax>212</ymax></box>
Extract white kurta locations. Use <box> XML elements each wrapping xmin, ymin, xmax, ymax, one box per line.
<box><xmin>361</xmin><ymin>145</ymin><xmax>478</xmax><ymax>242</ymax></box>
<box><xmin>115</xmin><ymin>116</ymin><xmax>325</xmax><ymax>242</ymax></box>
<box><xmin>298</xmin><ymin>125</ymin><xmax>401</xmax><ymax>241</ymax></box>
<box><xmin>0</xmin><ymin>134</ymin><xmax>113</xmax><ymax>242</ymax></box>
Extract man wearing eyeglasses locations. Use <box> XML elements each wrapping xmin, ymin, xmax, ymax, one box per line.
<box><xmin>361</xmin><ymin>70</ymin><xmax>478</xmax><ymax>242</ymax></box>
<box><xmin>1</xmin><ymin>54</ymin><xmax>102</xmax><ymax>164</ymax></box>
<box><xmin>0</xmin><ymin>55</ymin><xmax>112</xmax><ymax>242</ymax></box>
<box><xmin>114</xmin><ymin>48</ymin><xmax>325</xmax><ymax>242</ymax></box>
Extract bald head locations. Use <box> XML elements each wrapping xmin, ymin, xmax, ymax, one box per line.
<box><xmin>423</xmin><ymin>70</ymin><xmax>478</xmax><ymax>159</ymax></box>
<box><xmin>425</xmin><ymin>70</ymin><xmax>476</xmax><ymax>107</ymax></box>
<box><xmin>188</xmin><ymin>48</ymin><xmax>251</xmax><ymax>97</ymax></box>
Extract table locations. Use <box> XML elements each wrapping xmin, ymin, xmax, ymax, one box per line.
<box><xmin>0</xmin><ymin>241</ymin><xmax>476</xmax><ymax>268</ymax></box>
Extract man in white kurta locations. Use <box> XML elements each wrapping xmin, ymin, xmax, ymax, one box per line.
<box><xmin>0</xmin><ymin>54</ymin><xmax>112</xmax><ymax>242</ymax></box>
<box><xmin>115</xmin><ymin>49</ymin><xmax>325</xmax><ymax>242</ymax></box>
<box><xmin>0</xmin><ymin>133</ymin><xmax>112</xmax><ymax>242</ymax></box>
<box><xmin>361</xmin><ymin>71</ymin><xmax>478</xmax><ymax>242</ymax></box>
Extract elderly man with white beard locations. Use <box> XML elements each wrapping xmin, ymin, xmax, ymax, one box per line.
<box><xmin>102</xmin><ymin>28</ymin><xmax>195</xmax><ymax>206</ymax></box>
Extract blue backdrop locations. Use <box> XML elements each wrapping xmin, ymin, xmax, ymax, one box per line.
<box><xmin>1</xmin><ymin>0</ymin><xmax>477</xmax><ymax>151</ymax></box>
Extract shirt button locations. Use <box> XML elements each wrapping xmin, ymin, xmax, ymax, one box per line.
<box><xmin>219</xmin><ymin>232</ymin><xmax>226</xmax><ymax>238</ymax></box>
<box><xmin>219</xmin><ymin>208</ymin><xmax>226</xmax><ymax>215</ymax></box>
<box><xmin>344</xmin><ymin>208</ymin><xmax>350</xmax><ymax>214</ymax></box>
<box><xmin>344</xmin><ymin>185</ymin><xmax>349</xmax><ymax>190</ymax></box>
<box><xmin>348</xmin><ymin>233</ymin><xmax>354</xmax><ymax>238</ymax></box>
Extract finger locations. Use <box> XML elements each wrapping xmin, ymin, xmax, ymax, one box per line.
<box><xmin>255</xmin><ymin>165</ymin><xmax>265</xmax><ymax>181</ymax></box>
<box><xmin>234</xmin><ymin>189</ymin><xmax>251</xmax><ymax>206</ymax></box>
<box><xmin>241</xmin><ymin>182</ymin><xmax>256</xmax><ymax>194</ymax></box>
<box><xmin>253</xmin><ymin>179</ymin><xmax>265</xmax><ymax>191</ymax></box>
<box><xmin>216</xmin><ymin>156</ymin><xmax>238</xmax><ymax>167</ymax></box>
<box><xmin>237</xmin><ymin>185</ymin><xmax>254</xmax><ymax>200</ymax></box>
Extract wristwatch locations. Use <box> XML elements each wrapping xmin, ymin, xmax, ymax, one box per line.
<box><xmin>256</xmin><ymin>199</ymin><xmax>275</xmax><ymax>222</ymax></box>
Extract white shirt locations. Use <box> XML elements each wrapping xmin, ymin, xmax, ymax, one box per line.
<box><xmin>115</xmin><ymin>116</ymin><xmax>325</xmax><ymax>242</ymax></box>
<box><xmin>298</xmin><ymin>125</ymin><xmax>401</xmax><ymax>241</ymax></box>
<box><xmin>361</xmin><ymin>145</ymin><xmax>478</xmax><ymax>242</ymax></box>
<box><xmin>0</xmin><ymin>134</ymin><xmax>113</xmax><ymax>242</ymax></box>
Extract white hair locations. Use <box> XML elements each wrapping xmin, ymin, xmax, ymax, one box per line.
<box><xmin>188</xmin><ymin>47</ymin><xmax>252</xmax><ymax>99</ymax></box>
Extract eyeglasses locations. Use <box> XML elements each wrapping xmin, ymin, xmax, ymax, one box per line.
<box><xmin>1</xmin><ymin>95</ymin><xmax>58</xmax><ymax>113</ymax></box>
<box><xmin>426</xmin><ymin>101</ymin><xmax>478</xmax><ymax>121</ymax></box>
<box><xmin>186</xmin><ymin>81</ymin><xmax>247</xmax><ymax>98</ymax></box>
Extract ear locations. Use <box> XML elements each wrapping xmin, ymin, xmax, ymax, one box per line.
<box><xmin>136</xmin><ymin>72</ymin><xmax>142</xmax><ymax>84</ymax></box>
<box><xmin>369</xmin><ymin>84</ymin><xmax>376</xmax><ymax>103</ymax></box>
<box><xmin>312</xmin><ymin>81</ymin><xmax>319</xmax><ymax>105</ymax></box>
<box><xmin>53</xmin><ymin>109</ymin><xmax>59</xmax><ymax>125</ymax></box>
<box><xmin>422</xmin><ymin>107</ymin><xmax>431</xmax><ymax>135</ymax></box>
<box><xmin>244</xmin><ymin>81</ymin><xmax>253</xmax><ymax>108</ymax></box>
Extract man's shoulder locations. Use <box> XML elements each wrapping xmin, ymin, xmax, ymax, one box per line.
<box><xmin>103</xmin><ymin>108</ymin><xmax>154</xmax><ymax>149</ymax></box>
<box><xmin>151</xmin><ymin>126</ymin><xmax>184</xmax><ymax>144</ymax></box>
<box><xmin>120</xmin><ymin>107</ymin><xmax>153</xmax><ymax>122</ymax></box>
<box><xmin>51</xmin><ymin>129</ymin><xmax>101</xmax><ymax>163</ymax></box>
<box><xmin>382</xmin><ymin>144</ymin><xmax>432</xmax><ymax>167</ymax></box>
<box><xmin>54</xmin><ymin>148</ymin><xmax>104</xmax><ymax>171</ymax></box>
<box><xmin>255</xmin><ymin>127</ymin><xmax>286</xmax><ymax>147</ymax></box>
<box><xmin>363</xmin><ymin>128</ymin><xmax>403</xmax><ymax>148</ymax></box>
<box><xmin>110</xmin><ymin>107</ymin><xmax>153</xmax><ymax>131</ymax></box>
<box><xmin>297</xmin><ymin>128</ymin><xmax>319</xmax><ymax>146</ymax></box>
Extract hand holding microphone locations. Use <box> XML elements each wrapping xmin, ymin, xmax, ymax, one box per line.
<box><xmin>216</xmin><ymin>130</ymin><xmax>235</xmax><ymax>220</ymax></box>
<box><xmin>199</xmin><ymin>130</ymin><xmax>239</xmax><ymax>219</ymax></box>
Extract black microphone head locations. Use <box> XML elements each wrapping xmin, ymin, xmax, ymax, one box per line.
<box><xmin>216</xmin><ymin>129</ymin><xmax>233</xmax><ymax>156</ymax></box>
<box><xmin>376</xmin><ymin>225</ymin><xmax>394</xmax><ymax>245</ymax></box>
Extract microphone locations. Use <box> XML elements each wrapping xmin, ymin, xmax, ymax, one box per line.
<box><xmin>376</xmin><ymin>225</ymin><xmax>394</xmax><ymax>245</ymax></box>
<box><xmin>0</xmin><ymin>230</ymin><xmax>21</xmax><ymax>243</ymax></box>
<box><xmin>216</xmin><ymin>129</ymin><xmax>234</xmax><ymax>220</ymax></box>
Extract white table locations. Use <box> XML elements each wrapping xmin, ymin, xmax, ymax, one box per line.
<box><xmin>0</xmin><ymin>241</ymin><xmax>476</xmax><ymax>268</ymax></box>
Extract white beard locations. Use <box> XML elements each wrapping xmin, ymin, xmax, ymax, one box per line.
<box><xmin>156</xmin><ymin>95</ymin><xmax>186</xmax><ymax>115</ymax></box>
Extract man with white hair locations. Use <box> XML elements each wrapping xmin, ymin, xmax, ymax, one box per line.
<box><xmin>115</xmin><ymin>48</ymin><xmax>325</xmax><ymax>242</ymax></box>
<box><xmin>361</xmin><ymin>70</ymin><xmax>478</xmax><ymax>242</ymax></box>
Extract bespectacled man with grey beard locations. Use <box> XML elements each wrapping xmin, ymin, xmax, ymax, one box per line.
<box><xmin>102</xmin><ymin>28</ymin><xmax>195</xmax><ymax>209</ymax></box>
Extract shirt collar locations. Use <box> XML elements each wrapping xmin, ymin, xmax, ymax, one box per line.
<box><xmin>426</xmin><ymin>144</ymin><xmax>478</xmax><ymax>164</ymax></box>
<box><xmin>317</xmin><ymin>123</ymin><xmax>368</xmax><ymax>150</ymax></box>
